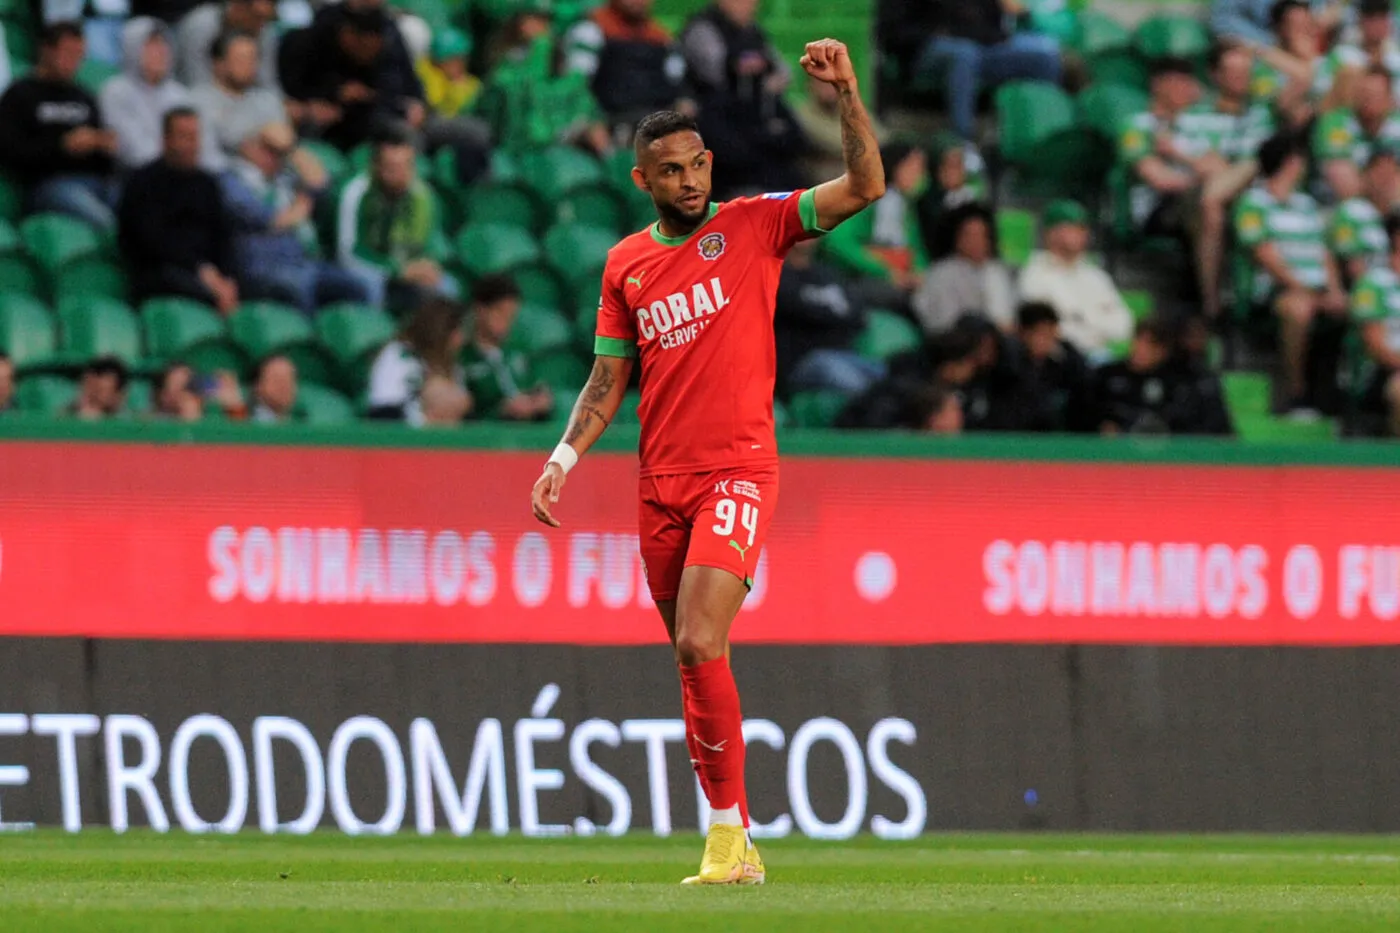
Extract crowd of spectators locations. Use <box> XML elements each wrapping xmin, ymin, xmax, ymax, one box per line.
<box><xmin>0</xmin><ymin>0</ymin><xmax>1398</xmax><ymax>438</ymax></box>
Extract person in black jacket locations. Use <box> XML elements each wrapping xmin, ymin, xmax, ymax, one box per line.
<box><xmin>278</xmin><ymin>0</ymin><xmax>426</xmax><ymax>151</ymax></box>
<box><xmin>118</xmin><ymin>107</ymin><xmax>239</xmax><ymax>313</ymax></box>
<box><xmin>1001</xmin><ymin>301</ymin><xmax>1094</xmax><ymax>432</ymax></box>
<box><xmin>775</xmin><ymin>238</ymin><xmax>880</xmax><ymax>397</ymax></box>
<box><xmin>910</xmin><ymin>0</ymin><xmax>1061</xmax><ymax>140</ymax></box>
<box><xmin>0</xmin><ymin>22</ymin><xmax>120</xmax><ymax>231</ymax></box>
<box><xmin>678</xmin><ymin>0</ymin><xmax>807</xmax><ymax>195</ymax></box>
<box><xmin>1090</xmin><ymin>316</ymin><xmax>1232</xmax><ymax>436</ymax></box>
<box><xmin>565</xmin><ymin>0</ymin><xmax>693</xmax><ymax>133</ymax></box>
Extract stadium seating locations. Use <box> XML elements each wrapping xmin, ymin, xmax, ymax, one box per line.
<box><xmin>506</xmin><ymin>303</ymin><xmax>574</xmax><ymax>356</ymax></box>
<box><xmin>519</xmin><ymin>146</ymin><xmax>606</xmax><ymax>203</ymax></box>
<box><xmin>455</xmin><ymin>222</ymin><xmax>543</xmax><ymax>277</ymax></box>
<box><xmin>228</xmin><ymin>302</ymin><xmax>315</xmax><ymax>362</ymax></box>
<box><xmin>789</xmin><ymin>389</ymin><xmax>850</xmax><ymax>429</ymax></box>
<box><xmin>0</xmin><ymin>255</ymin><xmax>40</xmax><ymax>297</ymax></box>
<box><xmin>461</xmin><ymin>181</ymin><xmax>546</xmax><ymax>234</ymax></box>
<box><xmin>295</xmin><ymin>382</ymin><xmax>357</xmax><ymax>425</ymax></box>
<box><xmin>543</xmin><ymin>223</ymin><xmax>615</xmax><ymax>300</ymax></box>
<box><xmin>140</xmin><ymin>297</ymin><xmax>226</xmax><ymax>362</ymax></box>
<box><xmin>15</xmin><ymin>374</ymin><xmax>75</xmax><ymax>413</ymax></box>
<box><xmin>612</xmin><ymin>390</ymin><xmax>642</xmax><ymax>424</ymax></box>
<box><xmin>533</xmin><ymin>349</ymin><xmax>589</xmax><ymax>394</ymax></box>
<box><xmin>0</xmin><ymin>175</ymin><xmax>23</xmax><ymax>222</ymax></box>
<box><xmin>995</xmin><ymin>209</ymin><xmax>1038</xmax><ymax>267</ymax></box>
<box><xmin>854</xmin><ymin>309</ymin><xmax>922</xmax><ymax>361</ymax></box>
<box><xmin>1077</xmin><ymin>83</ymin><xmax>1150</xmax><ymax>142</ymax></box>
<box><xmin>54</xmin><ymin>258</ymin><xmax>128</xmax><ymax>303</ymax></box>
<box><xmin>0</xmin><ymin>291</ymin><xmax>55</xmax><ymax>371</ymax></box>
<box><xmin>20</xmin><ymin>213</ymin><xmax>104</xmax><ymax>277</ymax></box>
<box><xmin>1133</xmin><ymin>15</ymin><xmax>1211</xmax><ymax>66</ymax></box>
<box><xmin>55</xmin><ymin>297</ymin><xmax>143</xmax><ymax>369</ymax></box>
<box><xmin>993</xmin><ymin>83</ymin><xmax>1111</xmax><ymax>197</ymax></box>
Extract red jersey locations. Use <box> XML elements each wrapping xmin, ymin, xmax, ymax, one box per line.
<box><xmin>594</xmin><ymin>189</ymin><xmax>825</xmax><ymax>477</ymax></box>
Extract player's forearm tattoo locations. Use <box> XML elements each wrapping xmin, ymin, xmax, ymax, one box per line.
<box><xmin>562</xmin><ymin>361</ymin><xmax>617</xmax><ymax>446</ymax></box>
<box><xmin>837</xmin><ymin>84</ymin><xmax>881</xmax><ymax>193</ymax></box>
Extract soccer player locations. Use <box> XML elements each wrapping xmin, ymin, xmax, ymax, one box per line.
<box><xmin>529</xmin><ymin>38</ymin><xmax>883</xmax><ymax>884</ymax></box>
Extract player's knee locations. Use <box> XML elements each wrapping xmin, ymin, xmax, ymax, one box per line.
<box><xmin>674</xmin><ymin>625</ymin><xmax>726</xmax><ymax>667</ymax></box>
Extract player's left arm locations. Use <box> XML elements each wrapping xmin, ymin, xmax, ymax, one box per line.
<box><xmin>802</xmin><ymin>39</ymin><xmax>886</xmax><ymax>232</ymax></box>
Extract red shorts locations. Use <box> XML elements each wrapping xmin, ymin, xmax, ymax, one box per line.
<box><xmin>638</xmin><ymin>468</ymin><xmax>779</xmax><ymax>602</ymax></box>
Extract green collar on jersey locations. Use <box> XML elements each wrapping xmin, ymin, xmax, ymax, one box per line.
<box><xmin>649</xmin><ymin>201</ymin><xmax>720</xmax><ymax>246</ymax></box>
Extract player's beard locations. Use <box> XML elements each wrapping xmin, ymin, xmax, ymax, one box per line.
<box><xmin>655</xmin><ymin>193</ymin><xmax>711</xmax><ymax>233</ymax></box>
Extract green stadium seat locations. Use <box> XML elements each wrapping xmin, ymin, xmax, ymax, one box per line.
<box><xmin>1133</xmin><ymin>15</ymin><xmax>1211</xmax><ymax>64</ymax></box>
<box><xmin>996</xmin><ymin>209</ymin><xmax>1037</xmax><ymax>267</ymax></box>
<box><xmin>295</xmin><ymin>381</ymin><xmax>356</xmax><ymax>425</ymax></box>
<box><xmin>854</xmin><ymin>309</ymin><xmax>922</xmax><ymax>361</ymax></box>
<box><xmin>393</xmin><ymin>0</ymin><xmax>452</xmax><ymax>31</ymax></box>
<box><xmin>125</xmin><ymin>377</ymin><xmax>152</xmax><ymax>414</ymax></box>
<box><xmin>300</xmin><ymin>139</ymin><xmax>351</xmax><ymax>187</ymax></box>
<box><xmin>1222</xmin><ymin>371</ymin><xmax>1271</xmax><ymax>419</ymax></box>
<box><xmin>284</xmin><ymin>343</ymin><xmax>337</xmax><ymax>387</ymax></box>
<box><xmin>0</xmin><ymin>218</ymin><xmax>19</xmax><ymax>255</ymax></box>
<box><xmin>995</xmin><ymin>82</ymin><xmax>1110</xmax><ymax>195</ymax></box>
<box><xmin>1233</xmin><ymin>412</ymin><xmax>1336</xmax><ymax>443</ymax></box>
<box><xmin>228</xmin><ymin>301</ymin><xmax>315</xmax><ymax>361</ymax></box>
<box><xmin>789</xmin><ymin>389</ymin><xmax>850</xmax><ymax>428</ymax></box>
<box><xmin>140</xmin><ymin>297</ymin><xmax>226</xmax><ymax>360</ymax></box>
<box><xmin>0</xmin><ymin>255</ymin><xmax>40</xmax><ymax>296</ymax></box>
<box><xmin>574</xmin><ymin>300</ymin><xmax>598</xmax><ymax>355</ymax></box>
<box><xmin>53</xmin><ymin>257</ymin><xmax>128</xmax><ymax>302</ymax></box>
<box><xmin>555</xmin><ymin>185</ymin><xmax>628</xmax><ymax>236</ymax></box>
<box><xmin>15</xmin><ymin>374</ymin><xmax>75</xmax><ymax>413</ymax></box>
<box><xmin>773</xmin><ymin>396</ymin><xmax>792</xmax><ymax>430</ymax></box>
<box><xmin>461</xmin><ymin>181</ymin><xmax>545</xmax><ymax>234</ymax></box>
<box><xmin>1073</xmin><ymin>10</ymin><xmax>1133</xmax><ymax>57</ymax></box>
<box><xmin>20</xmin><ymin>213</ymin><xmax>104</xmax><ymax>276</ymax></box>
<box><xmin>0</xmin><ymin>293</ymin><xmax>56</xmax><ymax>370</ymax></box>
<box><xmin>543</xmin><ymin>222</ymin><xmax>615</xmax><ymax>290</ymax></box>
<box><xmin>184</xmin><ymin>340</ymin><xmax>250</xmax><ymax>378</ymax></box>
<box><xmin>1027</xmin><ymin>0</ymin><xmax>1081</xmax><ymax>47</ymax></box>
<box><xmin>1077</xmin><ymin>82</ymin><xmax>1150</xmax><ymax>141</ymax></box>
<box><xmin>513</xmin><ymin>265</ymin><xmax>569</xmax><ymax>309</ymax></box>
<box><xmin>315</xmin><ymin>303</ymin><xmax>396</xmax><ymax>368</ymax></box>
<box><xmin>520</xmin><ymin>145</ymin><xmax>605</xmax><ymax>201</ymax></box>
<box><xmin>1087</xmin><ymin>49</ymin><xmax>1150</xmax><ymax>90</ymax></box>
<box><xmin>506</xmin><ymin>303</ymin><xmax>574</xmax><ymax>356</ymax></box>
<box><xmin>0</xmin><ymin>174</ymin><xmax>23</xmax><ymax>222</ymax></box>
<box><xmin>612</xmin><ymin>389</ymin><xmax>641</xmax><ymax>424</ymax></box>
<box><xmin>604</xmin><ymin>147</ymin><xmax>636</xmax><ymax>188</ymax></box>
<box><xmin>56</xmin><ymin>297</ymin><xmax>142</xmax><ymax>368</ymax></box>
<box><xmin>74</xmin><ymin>59</ymin><xmax>119</xmax><ymax>94</ymax></box>
<box><xmin>532</xmin><ymin>349</ymin><xmax>589</xmax><ymax>394</ymax></box>
<box><xmin>489</xmin><ymin>149</ymin><xmax>521</xmax><ymax>183</ymax></box>
<box><xmin>455</xmin><ymin>222</ymin><xmax>542</xmax><ymax>276</ymax></box>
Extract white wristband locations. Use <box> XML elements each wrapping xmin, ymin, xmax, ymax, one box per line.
<box><xmin>547</xmin><ymin>443</ymin><xmax>579</xmax><ymax>474</ymax></box>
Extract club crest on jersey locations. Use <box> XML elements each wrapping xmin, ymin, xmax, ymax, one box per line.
<box><xmin>697</xmin><ymin>232</ymin><xmax>726</xmax><ymax>261</ymax></box>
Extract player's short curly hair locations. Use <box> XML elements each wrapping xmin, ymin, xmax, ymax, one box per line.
<box><xmin>633</xmin><ymin>111</ymin><xmax>701</xmax><ymax>155</ymax></box>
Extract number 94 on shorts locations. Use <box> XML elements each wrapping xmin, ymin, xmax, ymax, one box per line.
<box><xmin>637</xmin><ymin>468</ymin><xmax>780</xmax><ymax>602</ymax></box>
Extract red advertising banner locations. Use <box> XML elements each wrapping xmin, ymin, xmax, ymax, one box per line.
<box><xmin>3</xmin><ymin>441</ymin><xmax>1400</xmax><ymax>644</ymax></box>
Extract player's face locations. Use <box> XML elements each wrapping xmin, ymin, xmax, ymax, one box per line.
<box><xmin>634</xmin><ymin>131</ymin><xmax>713</xmax><ymax>229</ymax></box>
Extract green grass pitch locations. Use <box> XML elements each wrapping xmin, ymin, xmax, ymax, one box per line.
<box><xmin>3</xmin><ymin>831</ymin><xmax>1399</xmax><ymax>931</ymax></box>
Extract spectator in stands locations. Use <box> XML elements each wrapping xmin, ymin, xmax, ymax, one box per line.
<box><xmin>836</xmin><ymin>325</ymin><xmax>982</xmax><ymax>429</ymax></box>
<box><xmin>462</xmin><ymin>275</ymin><xmax>555</xmax><ymax>421</ymax></box>
<box><xmin>1329</xmin><ymin>149</ymin><xmax>1398</xmax><ymax>286</ymax></box>
<box><xmin>913</xmin><ymin>383</ymin><xmax>962</xmax><ymax>435</ymax></box>
<box><xmin>1017</xmin><ymin>199</ymin><xmax>1132</xmax><ymax>360</ymax></box>
<box><xmin>913</xmin><ymin>202</ymin><xmax>1015</xmax><ymax>336</ymax></box>
<box><xmin>1235</xmin><ymin>131</ymin><xmax>1344</xmax><ymax>419</ymax></box>
<box><xmin>99</xmin><ymin>18</ymin><xmax>192</xmax><ymax>174</ymax></box>
<box><xmin>1212</xmin><ymin>0</ymin><xmax>1343</xmax><ymax>47</ymax></box>
<box><xmin>915</xmin><ymin>132</ymin><xmax>986</xmax><ymax>255</ymax></box>
<box><xmin>119</xmin><ymin>107</ymin><xmax>238</xmax><ymax>313</ymax></box>
<box><xmin>221</xmin><ymin>121</ymin><xmax>368</xmax><ymax>313</ymax></box>
<box><xmin>366</xmin><ymin>297</ymin><xmax>471</xmax><ymax>425</ymax></box>
<box><xmin>1312</xmin><ymin>66</ymin><xmax>1400</xmax><ymax>203</ymax></box>
<box><xmin>1236</xmin><ymin>0</ymin><xmax>1321</xmax><ymax>127</ymax></box>
<box><xmin>793</xmin><ymin>72</ymin><xmax>888</xmax><ymax>183</ymax></box>
<box><xmin>679</xmin><ymin>0</ymin><xmax>807</xmax><ymax>194</ymax></box>
<box><xmin>0</xmin><ymin>352</ymin><xmax>13</xmax><ymax>414</ymax></box>
<box><xmin>152</xmin><ymin>361</ymin><xmax>203</xmax><ymax>420</ymax></box>
<box><xmin>190</xmin><ymin>32</ymin><xmax>286</xmax><ymax>169</ymax></box>
<box><xmin>1192</xmin><ymin>41</ymin><xmax>1275</xmax><ymax>318</ymax></box>
<box><xmin>1119</xmin><ymin>57</ymin><xmax>1205</xmax><ymax>242</ymax></box>
<box><xmin>0</xmin><ymin>22</ymin><xmax>119</xmax><ymax>232</ymax></box>
<box><xmin>1315</xmin><ymin>0</ymin><xmax>1400</xmax><ymax>110</ymax></box>
<box><xmin>1089</xmin><ymin>318</ymin><xmax>1184</xmax><ymax>435</ymax></box>
<box><xmin>483</xmin><ymin>1</ymin><xmax>554</xmax><ymax>73</ymax></box>
<box><xmin>822</xmin><ymin>142</ymin><xmax>928</xmax><ymax>308</ymax></box>
<box><xmin>910</xmin><ymin>0</ymin><xmax>1061</xmax><ymax>141</ymax></box>
<box><xmin>1002</xmin><ymin>302</ymin><xmax>1093</xmax><ymax>432</ymax></box>
<box><xmin>1350</xmin><ymin>214</ymin><xmax>1400</xmax><ymax>436</ymax></box>
<box><xmin>279</xmin><ymin>1</ymin><xmax>425</xmax><ymax>151</ymax></box>
<box><xmin>565</xmin><ymin>0</ymin><xmax>692</xmax><ymax>132</ymax></box>
<box><xmin>417</xmin><ymin>28</ymin><xmax>481</xmax><ymax>122</ymax></box>
<box><xmin>336</xmin><ymin>128</ymin><xmax>456</xmax><ymax>310</ymax></box>
<box><xmin>251</xmin><ymin>354</ymin><xmax>299</xmax><ymax>422</ymax></box>
<box><xmin>420</xmin><ymin>374</ymin><xmax>472</xmax><ymax>426</ymax></box>
<box><xmin>175</xmin><ymin>0</ymin><xmax>279</xmax><ymax>91</ymax></box>
<box><xmin>1169</xmin><ymin>315</ymin><xmax>1235</xmax><ymax>435</ymax></box>
<box><xmin>476</xmin><ymin>24</ymin><xmax>613</xmax><ymax>155</ymax></box>
<box><xmin>775</xmin><ymin>237</ymin><xmax>880</xmax><ymax>397</ymax></box>
<box><xmin>70</xmin><ymin>355</ymin><xmax>128</xmax><ymax>419</ymax></box>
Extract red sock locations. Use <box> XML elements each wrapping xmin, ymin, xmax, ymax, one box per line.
<box><xmin>679</xmin><ymin>673</ymin><xmax>711</xmax><ymax>801</ymax></box>
<box><xmin>679</xmin><ymin>657</ymin><xmax>749</xmax><ymax>828</ymax></box>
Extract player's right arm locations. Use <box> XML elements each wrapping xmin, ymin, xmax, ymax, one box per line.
<box><xmin>531</xmin><ymin>262</ymin><xmax>637</xmax><ymax>528</ymax></box>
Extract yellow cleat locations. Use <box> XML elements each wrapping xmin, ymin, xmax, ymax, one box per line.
<box><xmin>680</xmin><ymin>824</ymin><xmax>747</xmax><ymax>885</ymax></box>
<box><xmin>740</xmin><ymin>841</ymin><xmax>765</xmax><ymax>885</ymax></box>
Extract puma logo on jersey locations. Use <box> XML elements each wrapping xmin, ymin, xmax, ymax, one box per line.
<box><xmin>626</xmin><ymin>270</ymin><xmax>647</xmax><ymax>290</ymax></box>
<box><xmin>635</xmin><ymin>276</ymin><xmax>729</xmax><ymax>349</ymax></box>
<box><xmin>728</xmin><ymin>540</ymin><xmax>750</xmax><ymax>561</ymax></box>
<box><xmin>694</xmin><ymin>735</ymin><xmax>728</xmax><ymax>753</ymax></box>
